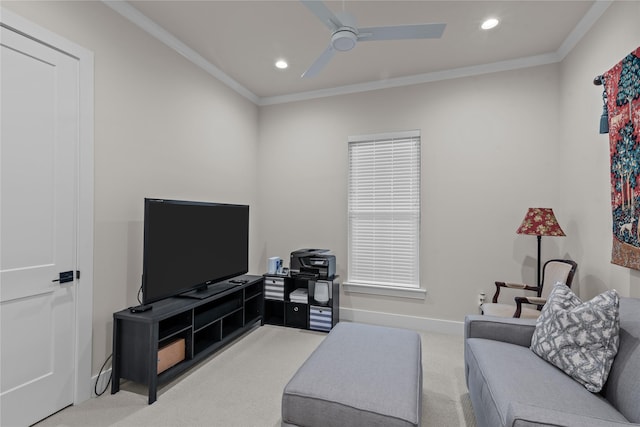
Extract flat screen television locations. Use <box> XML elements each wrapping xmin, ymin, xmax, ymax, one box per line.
<box><xmin>141</xmin><ymin>198</ymin><xmax>249</xmax><ymax>305</ymax></box>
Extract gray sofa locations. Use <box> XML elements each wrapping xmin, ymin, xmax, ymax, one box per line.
<box><xmin>464</xmin><ymin>297</ymin><xmax>640</xmax><ymax>427</ymax></box>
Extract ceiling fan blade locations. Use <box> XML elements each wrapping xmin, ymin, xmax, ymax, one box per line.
<box><xmin>358</xmin><ymin>23</ymin><xmax>446</xmax><ymax>41</ymax></box>
<box><xmin>302</xmin><ymin>44</ymin><xmax>336</xmax><ymax>78</ymax></box>
<box><xmin>300</xmin><ymin>0</ymin><xmax>344</xmax><ymax>32</ymax></box>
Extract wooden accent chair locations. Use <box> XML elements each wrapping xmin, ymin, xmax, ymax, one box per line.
<box><xmin>481</xmin><ymin>259</ymin><xmax>577</xmax><ymax>319</ymax></box>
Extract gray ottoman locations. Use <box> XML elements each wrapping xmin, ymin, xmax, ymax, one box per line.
<box><xmin>282</xmin><ymin>322</ymin><xmax>423</xmax><ymax>427</ymax></box>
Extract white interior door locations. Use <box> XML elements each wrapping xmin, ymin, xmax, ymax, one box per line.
<box><xmin>1</xmin><ymin>24</ymin><xmax>79</xmax><ymax>426</ymax></box>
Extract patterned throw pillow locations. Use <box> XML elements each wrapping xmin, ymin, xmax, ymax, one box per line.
<box><xmin>530</xmin><ymin>283</ymin><xmax>620</xmax><ymax>392</ymax></box>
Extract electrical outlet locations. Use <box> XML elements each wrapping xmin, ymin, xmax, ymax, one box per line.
<box><xmin>478</xmin><ymin>291</ymin><xmax>486</xmax><ymax>306</ymax></box>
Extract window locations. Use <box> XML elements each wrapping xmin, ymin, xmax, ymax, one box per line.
<box><xmin>346</xmin><ymin>130</ymin><xmax>423</xmax><ymax>298</ymax></box>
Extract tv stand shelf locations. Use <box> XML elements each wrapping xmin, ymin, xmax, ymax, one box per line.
<box><xmin>111</xmin><ymin>275</ymin><xmax>263</xmax><ymax>404</ymax></box>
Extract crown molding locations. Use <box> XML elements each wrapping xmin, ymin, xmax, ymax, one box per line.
<box><xmin>258</xmin><ymin>52</ymin><xmax>561</xmax><ymax>106</ymax></box>
<box><xmin>556</xmin><ymin>0</ymin><xmax>613</xmax><ymax>60</ymax></box>
<box><xmin>104</xmin><ymin>0</ymin><xmax>612</xmax><ymax>107</ymax></box>
<box><xmin>102</xmin><ymin>0</ymin><xmax>260</xmax><ymax>105</ymax></box>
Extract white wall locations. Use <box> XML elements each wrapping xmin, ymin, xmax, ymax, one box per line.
<box><xmin>3</xmin><ymin>1</ymin><xmax>260</xmax><ymax>373</ymax></box>
<box><xmin>258</xmin><ymin>63</ymin><xmax>565</xmax><ymax>323</ymax></box>
<box><xmin>560</xmin><ymin>0</ymin><xmax>640</xmax><ymax>299</ymax></box>
<box><xmin>258</xmin><ymin>1</ymin><xmax>640</xmax><ymax>327</ymax></box>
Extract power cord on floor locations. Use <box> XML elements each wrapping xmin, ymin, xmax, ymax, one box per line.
<box><xmin>99</xmin><ymin>285</ymin><xmax>140</xmax><ymax>397</ymax></box>
<box><xmin>94</xmin><ymin>353</ymin><xmax>113</xmax><ymax>397</ymax></box>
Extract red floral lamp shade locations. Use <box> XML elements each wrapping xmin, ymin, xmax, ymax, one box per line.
<box><xmin>516</xmin><ymin>208</ymin><xmax>566</xmax><ymax>237</ymax></box>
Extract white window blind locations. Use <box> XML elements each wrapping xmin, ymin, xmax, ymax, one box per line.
<box><xmin>348</xmin><ymin>130</ymin><xmax>421</xmax><ymax>289</ymax></box>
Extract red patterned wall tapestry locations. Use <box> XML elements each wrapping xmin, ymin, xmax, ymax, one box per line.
<box><xmin>606</xmin><ymin>47</ymin><xmax>640</xmax><ymax>269</ymax></box>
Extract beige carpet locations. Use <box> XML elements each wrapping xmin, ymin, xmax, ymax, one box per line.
<box><xmin>36</xmin><ymin>324</ymin><xmax>476</xmax><ymax>427</ymax></box>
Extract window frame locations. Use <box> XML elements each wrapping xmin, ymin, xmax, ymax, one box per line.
<box><xmin>344</xmin><ymin>130</ymin><xmax>425</xmax><ymax>300</ymax></box>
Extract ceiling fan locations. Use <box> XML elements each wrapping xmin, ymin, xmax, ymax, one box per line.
<box><xmin>300</xmin><ymin>0</ymin><xmax>446</xmax><ymax>78</ymax></box>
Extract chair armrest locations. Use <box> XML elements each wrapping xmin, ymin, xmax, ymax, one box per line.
<box><xmin>504</xmin><ymin>283</ymin><xmax>527</xmax><ymax>289</ymax></box>
<box><xmin>506</xmin><ymin>401</ymin><xmax>636</xmax><ymax>426</ymax></box>
<box><xmin>519</xmin><ymin>296</ymin><xmax>546</xmax><ymax>304</ymax></box>
<box><xmin>492</xmin><ymin>281</ymin><xmax>540</xmax><ymax>303</ymax></box>
<box><xmin>464</xmin><ymin>315</ymin><xmax>537</xmax><ymax>348</ymax></box>
<box><xmin>514</xmin><ymin>296</ymin><xmax>546</xmax><ymax>318</ymax></box>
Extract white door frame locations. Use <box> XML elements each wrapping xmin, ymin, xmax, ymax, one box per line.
<box><xmin>1</xmin><ymin>7</ymin><xmax>94</xmax><ymax>404</ymax></box>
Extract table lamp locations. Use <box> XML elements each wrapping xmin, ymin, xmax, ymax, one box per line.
<box><xmin>516</xmin><ymin>208</ymin><xmax>566</xmax><ymax>287</ymax></box>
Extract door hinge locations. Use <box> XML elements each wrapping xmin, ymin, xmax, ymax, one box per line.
<box><xmin>76</xmin><ymin>270</ymin><xmax>80</xmax><ymax>280</ymax></box>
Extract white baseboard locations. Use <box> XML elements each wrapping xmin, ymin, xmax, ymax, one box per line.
<box><xmin>91</xmin><ymin>367</ymin><xmax>112</xmax><ymax>398</ymax></box>
<box><xmin>339</xmin><ymin>307</ymin><xmax>463</xmax><ymax>335</ymax></box>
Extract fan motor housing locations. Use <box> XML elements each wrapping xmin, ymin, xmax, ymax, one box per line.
<box><xmin>331</xmin><ymin>29</ymin><xmax>357</xmax><ymax>51</ymax></box>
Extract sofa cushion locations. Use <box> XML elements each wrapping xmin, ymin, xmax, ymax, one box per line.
<box><xmin>530</xmin><ymin>283</ymin><xmax>620</xmax><ymax>392</ymax></box>
<box><xmin>466</xmin><ymin>338</ymin><xmax>629</xmax><ymax>427</ymax></box>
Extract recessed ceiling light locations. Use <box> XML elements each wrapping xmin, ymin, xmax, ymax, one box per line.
<box><xmin>481</xmin><ymin>18</ymin><xmax>499</xmax><ymax>30</ymax></box>
<box><xmin>275</xmin><ymin>59</ymin><xmax>288</xmax><ymax>69</ymax></box>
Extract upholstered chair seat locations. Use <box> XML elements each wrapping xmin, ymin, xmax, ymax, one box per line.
<box><xmin>481</xmin><ymin>259</ymin><xmax>577</xmax><ymax>318</ymax></box>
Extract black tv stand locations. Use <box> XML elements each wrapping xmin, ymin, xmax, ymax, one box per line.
<box><xmin>111</xmin><ymin>275</ymin><xmax>263</xmax><ymax>404</ymax></box>
<box><xmin>179</xmin><ymin>281</ymin><xmax>238</xmax><ymax>300</ymax></box>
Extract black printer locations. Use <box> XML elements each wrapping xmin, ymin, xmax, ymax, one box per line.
<box><xmin>290</xmin><ymin>248</ymin><xmax>336</xmax><ymax>279</ymax></box>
